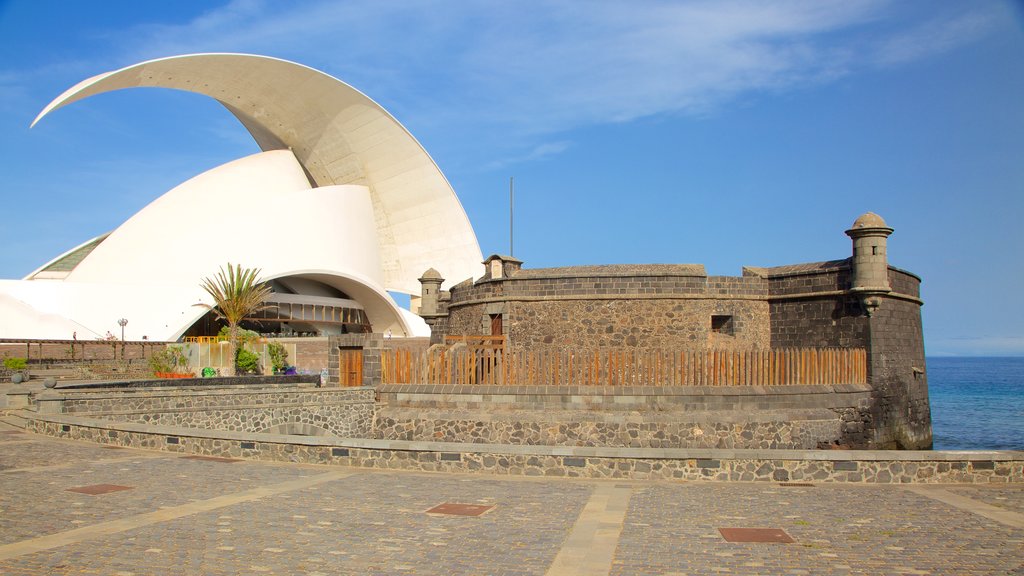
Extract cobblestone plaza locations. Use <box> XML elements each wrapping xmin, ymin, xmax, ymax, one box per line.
<box><xmin>1</xmin><ymin>422</ymin><xmax>1021</xmax><ymax>575</ymax></box>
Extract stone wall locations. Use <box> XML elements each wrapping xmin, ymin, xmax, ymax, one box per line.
<box><xmin>92</xmin><ymin>402</ymin><xmax>372</xmax><ymax>437</ymax></box>
<box><xmin>374</xmin><ymin>412</ymin><xmax>845</xmax><ymax>450</ymax></box>
<box><xmin>766</xmin><ymin>264</ymin><xmax>868</xmax><ymax>349</ymax></box>
<box><xmin>866</xmin><ymin>269</ymin><xmax>931</xmax><ymax>449</ymax></box>
<box><xmin>374</xmin><ymin>383</ymin><xmax>874</xmax><ymax>449</ymax></box>
<box><xmin>441</xmin><ymin>265</ymin><xmax>772</xmax><ymax>353</ymax></box>
<box><xmin>0</xmin><ymin>340</ymin><xmax>168</xmax><ymax>363</ymax></box>
<box><xmin>442</xmin><ymin>302</ymin><xmax>490</xmax><ymax>339</ymax></box>
<box><xmin>765</xmin><ymin>264</ymin><xmax>930</xmax><ymax>449</ymax></box>
<box><xmin>287</xmin><ymin>337</ymin><xmax>331</xmax><ymax>372</ymax></box>
<box><xmin>506</xmin><ymin>299</ymin><xmax>769</xmax><ymax>352</ymax></box>
<box><xmin>327</xmin><ymin>333</ymin><xmax>384</xmax><ymax>387</ymax></box>
<box><xmin>428</xmin><ymin>257</ymin><xmax>929</xmax><ymax>449</ymax></box>
<box><xmin>33</xmin><ymin>385</ymin><xmax>374</xmax><ymax>438</ymax></box>
<box><xmin>23</xmin><ymin>414</ymin><xmax>1023</xmax><ymax>484</ymax></box>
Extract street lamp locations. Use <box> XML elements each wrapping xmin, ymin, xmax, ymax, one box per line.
<box><xmin>117</xmin><ymin>317</ymin><xmax>128</xmax><ymax>358</ymax></box>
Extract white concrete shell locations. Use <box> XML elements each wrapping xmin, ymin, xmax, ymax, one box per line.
<box><xmin>0</xmin><ymin>53</ymin><xmax>481</xmax><ymax>341</ymax></box>
<box><xmin>33</xmin><ymin>53</ymin><xmax>482</xmax><ymax>295</ymax></box>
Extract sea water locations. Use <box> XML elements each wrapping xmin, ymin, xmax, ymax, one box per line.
<box><xmin>928</xmin><ymin>356</ymin><xmax>1024</xmax><ymax>450</ymax></box>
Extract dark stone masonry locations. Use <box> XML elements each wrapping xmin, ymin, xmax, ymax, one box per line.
<box><xmin>7</xmin><ymin>381</ymin><xmax>1020</xmax><ymax>483</ymax></box>
<box><xmin>420</xmin><ymin>213</ymin><xmax>932</xmax><ymax>450</ymax></box>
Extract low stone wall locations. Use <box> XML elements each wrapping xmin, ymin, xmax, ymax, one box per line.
<box><xmin>375</xmin><ymin>410</ymin><xmax>844</xmax><ymax>449</ymax></box>
<box><xmin>16</xmin><ymin>412</ymin><xmax>1023</xmax><ymax>484</ymax></box>
<box><xmin>30</xmin><ymin>384</ymin><xmax>374</xmax><ymax>438</ymax></box>
<box><xmin>375</xmin><ymin>383</ymin><xmax>874</xmax><ymax>449</ymax></box>
<box><xmin>60</xmin><ymin>374</ymin><xmax>320</xmax><ymax>390</ymax></box>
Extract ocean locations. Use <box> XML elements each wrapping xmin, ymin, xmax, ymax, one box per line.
<box><xmin>928</xmin><ymin>356</ymin><xmax>1024</xmax><ymax>451</ymax></box>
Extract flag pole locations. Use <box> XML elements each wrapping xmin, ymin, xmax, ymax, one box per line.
<box><xmin>509</xmin><ymin>176</ymin><xmax>514</xmax><ymax>257</ymax></box>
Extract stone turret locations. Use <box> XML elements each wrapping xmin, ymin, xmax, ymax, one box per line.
<box><xmin>846</xmin><ymin>212</ymin><xmax>893</xmax><ymax>316</ymax></box>
<box><xmin>482</xmin><ymin>254</ymin><xmax>523</xmax><ymax>281</ymax></box>
<box><xmin>418</xmin><ymin>268</ymin><xmax>444</xmax><ymax>317</ymax></box>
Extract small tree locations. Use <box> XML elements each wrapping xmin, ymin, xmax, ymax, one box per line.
<box><xmin>267</xmin><ymin>342</ymin><xmax>289</xmax><ymax>373</ymax></box>
<box><xmin>198</xmin><ymin>263</ymin><xmax>273</xmax><ymax>376</ymax></box>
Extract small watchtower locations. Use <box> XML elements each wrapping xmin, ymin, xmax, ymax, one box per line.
<box><xmin>845</xmin><ymin>212</ymin><xmax>893</xmax><ymax>316</ymax></box>
<box><xmin>418</xmin><ymin>268</ymin><xmax>445</xmax><ymax>317</ymax></box>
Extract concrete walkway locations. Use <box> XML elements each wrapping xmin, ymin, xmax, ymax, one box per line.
<box><xmin>1</xmin><ymin>422</ymin><xmax>1021</xmax><ymax>575</ymax></box>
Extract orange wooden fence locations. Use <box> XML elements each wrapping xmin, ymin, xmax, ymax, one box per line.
<box><xmin>381</xmin><ymin>347</ymin><xmax>867</xmax><ymax>387</ymax></box>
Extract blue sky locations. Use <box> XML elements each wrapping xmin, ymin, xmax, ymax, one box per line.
<box><xmin>0</xmin><ymin>0</ymin><xmax>1021</xmax><ymax>355</ymax></box>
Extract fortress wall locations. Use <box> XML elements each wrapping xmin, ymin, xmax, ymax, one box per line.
<box><xmin>888</xmin><ymin>267</ymin><xmax>922</xmax><ymax>297</ymax></box>
<box><xmin>867</xmin><ymin>271</ymin><xmax>930</xmax><ymax>449</ymax></box>
<box><xmin>769</xmin><ymin>297</ymin><xmax>868</xmax><ymax>349</ymax></box>
<box><xmin>506</xmin><ymin>299</ymin><xmax>769</xmax><ymax>352</ymax></box>
<box><xmin>767</xmin><ymin>266</ymin><xmax>929</xmax><ymax>449</ymax></box>
<box><xmin>442</xmin><ymin>266</ymin><xmax>772</xmax><ymax>353</ymax></box>
<box><xmin>442</xmin><ymin>302</ymin><xmax>489</xmax><ymax>337</ymax></box>
<box><xmin>447</xmin><ymin>265</ymin><xmax>726</xmax><ymax>305</ymax></box>
<box><xmin>423</xmin><ymin>248</ymin><xmax>931</xmax><ymax>449</ymax></box>
<box><xmin>767</xmin><ymin>268</ymin><xmax>869</xmax><ymax>349</ymax></box>
<box><xmin>765</xmin><ymin>265</ymin><xmax>850</xmax><ymax>297</ymax></box>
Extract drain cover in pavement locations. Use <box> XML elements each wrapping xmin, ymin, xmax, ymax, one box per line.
<box><xmin>718</xmin><ymin>528</ymin><xmax>795</xmax><ymax>543</ymax></box>
<box><xmin>778</xmin><ymin>483</ymin><xmax>815</xmax><ymax>487</ymax></box>
<box><xmin>66</xmin><ymin>484</ymin><xmax>133</xmax><ymax>495</ymax></box>
<box><xmin>180</xmin><ymin>455</ymin><xmax>241</xmax><ymax>463</ymax></box>
<box><xmin>426</xmin><ymin>503</ymin><xmax>494</xmax><ymax>517</ymax></box>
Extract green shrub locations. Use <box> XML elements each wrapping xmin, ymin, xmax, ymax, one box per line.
<box><xmin>218</xmin><ymin>326</ymin><xmax>260</xmax><ymax>347</ymax></box>
<box><xmin>149</xmin><ymin>346</ymin><xmax>189</xmax><ymax>374</ymax></box>
<box><xmin>235</xmin><ymin>348</ymin><xmax>261</xmax><ymax>374</ymax></box>
<box><xmin>267</xmin><ymin>342</ymin><xmax>289</xmax><ymax>373</ymax></box>
<box><xmin>3</xmin><ymin>357</ymin><xmax>27</xmax><ymax>371</ymax></box>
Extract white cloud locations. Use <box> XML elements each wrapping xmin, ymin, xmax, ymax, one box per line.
<box><xmin>870</xmin><ymin>9</ymin><xmax>1001</xmax><ymax>67</ymax></box>
<box><xmin>482</xmin><ymin>141</ymin><xmax>572</xmax><ymax>171</ymax></box>
<box><xmin>87</xmin><ymin>0</ymin><xmax>1005</xmax><ymax>165</ymax></box>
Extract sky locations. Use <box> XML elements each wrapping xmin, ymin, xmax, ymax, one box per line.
<box><xmin>0</xmin><ymin>0</ymin><xmax>1021</xmax><ymax>356</ymax></box>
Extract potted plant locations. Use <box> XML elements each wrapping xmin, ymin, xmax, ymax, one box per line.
<box><xmin>267</xmin><ymin>342</ymin><xmax>289</xmax><ymax>375</ymax></box>
<box><xmin>4</xmin><ymin>357</ymin><xmax>28</xmax><ymax>384</ymax></box>
<box><xmin>235</xmin><ymin>348</ymin><xmax>261</xmax><ymax>375</ymax></box>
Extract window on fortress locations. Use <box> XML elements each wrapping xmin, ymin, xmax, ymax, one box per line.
<box><xmin>711</xmin><ymin>315</ymin><xmax>734</xmax><ymax>335</ymax></box>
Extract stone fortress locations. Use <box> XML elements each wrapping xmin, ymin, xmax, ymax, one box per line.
<box><xmin>406</xmin><ymin>212</ymin><xmax>931</xmax><ymax>450</ymax></box>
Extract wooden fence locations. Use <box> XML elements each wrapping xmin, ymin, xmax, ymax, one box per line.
<box><xmin>381</xmin><ymin>347</ymin><xmax>867</xmax><ymax>387</ymax></box>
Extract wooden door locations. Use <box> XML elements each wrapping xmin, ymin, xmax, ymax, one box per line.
<box><xmin>339</xmin><ymin>347</ymin><xmax>363</xmax><ymax>387</ymax></box>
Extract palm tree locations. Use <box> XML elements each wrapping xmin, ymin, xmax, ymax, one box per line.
<box><xmin>198</xmin><ymin>263</ymin><xmax>273</xmax><ymax>375</ymax></box>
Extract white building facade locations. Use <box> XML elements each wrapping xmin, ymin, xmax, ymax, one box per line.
<box><xmin>0</xmin><ymin>53</ymin><xmax>482</xmax><ymax>341</ymax></box>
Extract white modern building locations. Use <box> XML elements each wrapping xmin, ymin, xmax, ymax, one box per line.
<box><xmin>0</xmin><ymin>54</ymin><xmax>482</xmax><ymax>341</ymax></box>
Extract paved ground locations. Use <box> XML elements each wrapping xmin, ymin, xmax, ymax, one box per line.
<box><xmin>0</xmin><ymin>422</ymin><xmax>1022</xmax><ymax>575</ymax></box>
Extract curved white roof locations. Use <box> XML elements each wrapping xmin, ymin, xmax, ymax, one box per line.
<box><xmin>33</xmin><ymin>53</ymin><xmax>482</xmax><ymax>294</ymax></box>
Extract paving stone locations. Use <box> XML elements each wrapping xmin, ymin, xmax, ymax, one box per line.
<box><xmin>0</xmin><ymin>431</ymin><xmax>1021</xmax><ymax>575</ymax></box>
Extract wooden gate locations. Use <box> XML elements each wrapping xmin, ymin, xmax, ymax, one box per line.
<box><xmin>339</xmin><ymin>347</ymin><xmax>363</xmax><ymax>386</ymax></box>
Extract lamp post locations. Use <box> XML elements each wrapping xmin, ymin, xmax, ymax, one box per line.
<box><xmin>117</xmin><ymin>318</ymin><xmax>128</xmax><ymax>361</ymax></box>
